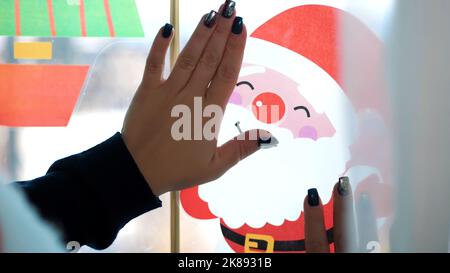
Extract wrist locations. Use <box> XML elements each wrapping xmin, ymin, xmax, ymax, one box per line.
<box><xmin>121</xmin><ymin>130</ymin><xmax>165</xmax><ymax>196</ymax></box>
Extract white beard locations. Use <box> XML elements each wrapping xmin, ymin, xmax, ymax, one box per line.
<box><xmin>198</xmin><ymin>104</ymin><xmax>351</xmax><ymax>229</ymax></box>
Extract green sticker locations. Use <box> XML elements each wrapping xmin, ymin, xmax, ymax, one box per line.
<box><xmin>0</xmin><ymin>0</ymin><xmax>144</xmax><ymax>38</ymax></box>
<box><xmin>20</xmin><ymin>0</ymin><xmax>51</xmax><ymax>37</ymax></box>
<box><xmin>84</xmin><ymin>0</ymin><xmax>110</xmax><ymax>37</ymax></box>
<box><xmin>52</xmin><ymin>0</ymin><xmax>81</xmax><ymax>37</ymax></box>
<box><xmin>109</xmin><ymin>0</ymin><xmax>144</xmax><ymax>37</ymax></box>
<box><xmin>0</xmin><ymin>0</ymin><xmax>15</xmax><ymax>36</ymax></box>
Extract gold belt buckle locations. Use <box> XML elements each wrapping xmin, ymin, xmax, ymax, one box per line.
<box><xmin>244</xmin><ymin>233</ymin><xmax>275</xmax><ymax>253</ymax></box>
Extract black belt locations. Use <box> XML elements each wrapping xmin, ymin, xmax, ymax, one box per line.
<box><xmin>220</xmin><ymin>224</ymin><xmax>333</xmax><ymax>252</ymax></box>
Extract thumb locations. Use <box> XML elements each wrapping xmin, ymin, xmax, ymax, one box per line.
<box><xmin>208</xmin><ymin>129</ymin><xmax>277</xmax><ymax>178</ymax></box>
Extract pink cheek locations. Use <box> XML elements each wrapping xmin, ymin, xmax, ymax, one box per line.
<box><xmin>229</xmin><ymin>92</ymin><xmax>242</xmax><ymax>105</ymax></box>
<box><xmin>298</xmin><ymin>126</ymin><xmax>318</xmax><ymax>141</ymax></box>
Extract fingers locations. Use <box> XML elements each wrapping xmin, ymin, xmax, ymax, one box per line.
<box><xmin>166</xmin><ymin>11</ymin><xmax>218</xmax><ymax>92</ymax></box>
<box><xmin>333</xmin><ymin>177</ymin><xmax>358</xmax><ymax>253</ymax></box>
<box><xmin>207</xmin><ymin>129</ymin><xmax>272</xmax><ymax>179</ymax></box>
<box><xmin>186</xmin><ymin>5</ymin><xmax>237</xmax><ymax>97</ymax></box>
<box><xmin>304</xmin><ymin>189</ymin><xmax>330</xmax><ymax>253</ymax></box>
<box><xmin>207</xmin><ymin>18</ymin><xmax>247</xmax><ymax>107</ymax></box>
<box><xmin>143</xmin><ymin>24</ymin><xmax>174</xmax><ymax>88</ymax></box>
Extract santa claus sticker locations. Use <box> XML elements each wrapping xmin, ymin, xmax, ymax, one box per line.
<box><xmin>181</xmin><ymin>4</ymin><xmax>393</xmax><ymax>253</ymax></box>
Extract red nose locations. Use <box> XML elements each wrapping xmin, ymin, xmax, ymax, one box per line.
<box><xmin>252</xmin><ymin>92</ymin><xmax>286</xmax><ymax>124</ymax></box>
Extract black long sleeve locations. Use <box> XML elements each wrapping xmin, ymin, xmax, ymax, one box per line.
<box><xmin>14</xmin><ymin>133</ymin><xmax>162</xmax><ymax>250</ymax></box>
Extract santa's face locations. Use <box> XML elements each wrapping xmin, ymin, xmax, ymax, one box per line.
<box><xmin>229</xmin><ymin>65</ymin><xmax>336</xmax><ymax>140</ymax></box>
<box><xmin>199</xmin><ymin>55</ymin><xmax>354</xmax><ymax>229</ymax></box>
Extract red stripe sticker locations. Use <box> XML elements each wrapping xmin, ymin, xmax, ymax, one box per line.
<box><xmin>14</xmin><ymin>0</ymin><xmax>20</xmax><ymax>36</ymax></box>
<box><xmin>46</xmin><ymin>0</ymin><xmax>56</xmax><ymax>36</ymax></box>
<box><xmin>103</xmin><ymin>0</ymin><xmax>115</xmax><ymax>37</ymax></box>
<box><xmin>79</xmin><ymin>0</ymin><xmax>87</xmax><ymax>36</ymax></box>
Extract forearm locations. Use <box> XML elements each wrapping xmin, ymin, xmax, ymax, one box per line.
<box><xmin>14</xmin><ymin>133</ymin><xmax>161</xmax><ymax>250</ymax></box>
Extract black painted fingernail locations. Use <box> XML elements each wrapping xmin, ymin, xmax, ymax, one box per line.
<box><xmin>308</xmin><ymin>188</ymin><xmax>320</xmax><ymax>207</ymax></box>
<box><xmin>222</xmin><ymin>0</ymin><xmax>235</xmax><ymax>18</ymax></box>
<box><xmin>204</xmin><ymin>10</ymin><xmax>218</xmax><ymax>28</ymax></box>
<box><xmin>257</xmin><ymin>136</ymin><xmax>271</xmax><ymax>147</ymax></box>
<box><xmin>257</xmin><ymin>131</ymin><xmax>278</xmax><ymax>149</ymax></box>
<box><xmin>338</xmin><ymin>176</ymin><xmax>350</xmax><ymax>196</ymax></box>
<box><xmin>162</xmin><ymin>23</ymin><xmax>173</xmax><ymax>38</ymax></box>
<box><xmin>232</xmin><ymin>16</ymin><xmax>243</xmax><ymax>35</ymax></box>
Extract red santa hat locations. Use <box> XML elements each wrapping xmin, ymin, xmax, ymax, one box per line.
<box><xmin>249</xmin><ymin>4</ymin><xmax>387</xmax><ymax>113</ymax></box>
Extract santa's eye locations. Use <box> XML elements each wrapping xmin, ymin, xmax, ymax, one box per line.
<box><xmin>294</xmin><ymin>106</ymin><xmax>311</xmax><ymax>118</ymax></box>
<box><xmin>236</xmin><ymin>81</ymin><xmax>254</xmax><ymax>90</ymax></box>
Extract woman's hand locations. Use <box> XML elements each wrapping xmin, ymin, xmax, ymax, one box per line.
<box><xmin>304</xmin><ymin>177</ymin><xmax>379</xmax><ymax>253</ymax></box>
<box><xmin>122</xmin><ymin>1</ymin><xmax>271</xmax><ymax>196</ymax></box>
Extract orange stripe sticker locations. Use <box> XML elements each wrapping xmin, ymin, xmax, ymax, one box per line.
<box><xmin>0</xmin><ymin>64</ymin><xmax>89</xmax><ymax>127</ymax></box>
<box><xmin>14</xmin><ymin>42</ymin><xmax>53</xmax><ymax>60</ymax></box>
